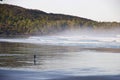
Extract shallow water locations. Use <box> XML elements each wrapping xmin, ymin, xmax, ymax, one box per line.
<box><xmin>0</xmin><ymin>38</ymin><xmax>120</xmax><ymax>76</ymax></box>
<box><xmin>0</xmin><ymin>35</ymin><xmax>120</xmax><ymax>78</ymax></box>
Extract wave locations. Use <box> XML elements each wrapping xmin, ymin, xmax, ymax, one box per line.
<box><xmin>0</xmin><ymin>35</ymin><xmax>120</xmax><ymax>48</ymax></box>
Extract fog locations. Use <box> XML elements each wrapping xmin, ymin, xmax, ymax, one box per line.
<box><xmin>0</xmin><ymin>27</ymin><xmax>120</xmax><ymax>48</ymax></box>
<box><xmin>51</xmin><ymin>27</ymin><xmax>120</xmax><ymax>43</ymax></box>
<box><xmin>55</xmin><ymin>27</ymin><xmax>120</xmax><ymax>38</ymax></box>
<box><xmin>0</xmin><ymin>27</ymin><xmax>120</xmax><ymax>77</ymax></box>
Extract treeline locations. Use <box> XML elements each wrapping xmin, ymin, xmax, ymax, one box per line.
<box><xmin>0</xmin><ymin>4</ymin><xmax>120</xmax><ymax>36</ymax></box>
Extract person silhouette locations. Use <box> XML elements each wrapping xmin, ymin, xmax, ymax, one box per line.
<box><xmin>34</xmin><ymin>54</ymin><xmax>36</xmax><ymax>65</ymax></box>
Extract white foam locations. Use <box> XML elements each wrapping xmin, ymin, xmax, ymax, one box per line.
<box><xmin>0</xmin><ymin>35</ymin><xmax>120</xmax><ymax>48</ymax></box>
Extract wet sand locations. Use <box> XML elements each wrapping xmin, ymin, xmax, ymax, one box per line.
<box><xmin>0</xmin><ymin>42</ymin><xmax>120</xmax><ymax>68</ymax></box>
<box><xmin>0</xmin><ymin>69</ymin><xmax>120</xmax><ymax>80</ymax></box>
<box><xmin>0</xmin><ymin>42</ymin><xmax>120</xmax><ymax>80</ymax></box>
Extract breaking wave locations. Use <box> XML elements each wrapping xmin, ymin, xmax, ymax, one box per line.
<box><xmin>0</xmin><ymin>35</ymin><xmax>120</xmax><ymax>48</ymax></box>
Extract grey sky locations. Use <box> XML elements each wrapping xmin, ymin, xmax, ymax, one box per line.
<box><xmin>1</xmin><ymin>0</ymin><xmax>120</xmax><ymax>22</ymax></box>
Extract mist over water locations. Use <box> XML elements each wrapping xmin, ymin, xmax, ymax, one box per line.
<box><xmin>0</xmin><ymin>27</ymin><xmax>120</xmax><ymax>79</ymax></box>
<box><xmin>55</xmin><ymin>27</ymin><xmax>120</xmax><ymax>37</ymax></box>
<box><xmin>0</xmin><ymin>27</ymin><xmax>120</xmax><ymax>48</ymax></box>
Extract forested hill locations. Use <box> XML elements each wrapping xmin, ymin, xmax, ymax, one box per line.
<box><xmin>0</xmin><ymin>4</ymin><xmax>120</xmax><ymax>36</ymax></box>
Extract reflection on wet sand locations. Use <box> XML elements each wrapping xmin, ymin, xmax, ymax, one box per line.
<box><xmin>0</xmin><ymin>42</ymin><xmax>120</xmax><ymax>71</ymax></box>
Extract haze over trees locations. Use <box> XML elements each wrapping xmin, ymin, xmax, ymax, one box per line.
<box><xmin>0</xmin><ymin>4</ymin><xmax>120</xmax><ymax>36</ymax></box>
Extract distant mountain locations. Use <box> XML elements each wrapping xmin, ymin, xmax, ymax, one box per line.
<box><xmin>0</xmin><ymin>4</ymin><xmax>120</xmax><ymax>36</ymax></box>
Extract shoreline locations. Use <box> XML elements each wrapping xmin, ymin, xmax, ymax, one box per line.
<box><xmin>0</xmin><ymin>41</ymin><xmax>120</xmax><ymax>80</ymax></box>
<box><xmin>0</xmin><ymin>41</ymin><xmax>120</xmax><ymax>53</ymax></box>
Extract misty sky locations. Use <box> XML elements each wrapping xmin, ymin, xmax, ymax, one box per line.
<box><xmin>1</xmin><ymin>0</ymin><xmax>120</xmax><ymax>22</ymax></box>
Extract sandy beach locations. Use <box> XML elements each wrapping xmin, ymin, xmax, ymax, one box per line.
<box><xmin>0</xmin><ymin>69</ymin><xmax>120</xmax><ymax>80</ymax></box>
<box><xmin>0</xmin><ymin>39</ymin><xmax>120</xmax><ymax>80</ymax></box>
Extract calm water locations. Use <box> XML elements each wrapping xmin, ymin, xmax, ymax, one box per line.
<box><xmin>0</xmin><ymin>36</ymin><xmax>120</xmax><ymax>76</ymax></box>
